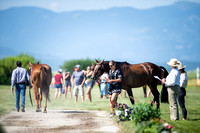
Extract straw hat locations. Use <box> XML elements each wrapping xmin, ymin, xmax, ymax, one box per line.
<box><xmin>178</xmin><ymin>63</ymin><xmax>186</xmax><ymax>70</ymax></box>
<box><xmin>167</xmin><ymin>58</ymin><xmax>180</xmax><ymax>67</ymax></box>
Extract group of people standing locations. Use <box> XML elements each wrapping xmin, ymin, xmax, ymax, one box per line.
<box><xmin>53</xmin><ymin>64</ymin><xmax>98</xmax><ymax>103</ymax></box>
<box><xmin>10</xmin><ymin>59</ymin><xmax>188</xmax><ymax>121</ymax></box>
<box><xmin>161</xmin><ymin>58</ymin><xmax>188</xmax><ymax>121</ymax></box>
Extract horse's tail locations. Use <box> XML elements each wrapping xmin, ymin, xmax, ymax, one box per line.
<box><xmin>160</xmin><ymin>66</ymin><xmax>169</xmax><ymax>103</ymax></box>
<box><xmin>40</xmin><ymin>66</ymin><xmax>50</xmax><ymax>102</ymax></box>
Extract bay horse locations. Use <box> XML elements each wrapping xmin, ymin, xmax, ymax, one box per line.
<box><xmin>29</xmin><ymin>62</ymin><xmax>52</xmax><ymax>113</ymax></box>
<box><xmin>91</xmin><ymin>60</ymin><xmax>169</xmax><ymax>108</ymax></box>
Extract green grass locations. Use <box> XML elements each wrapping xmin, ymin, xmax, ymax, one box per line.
<box><xmin>0</xmin><ymin>84</ymin><xmax>200</xmax><ymax>133</ymax></box>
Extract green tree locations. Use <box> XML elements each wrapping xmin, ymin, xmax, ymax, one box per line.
<box><xmin>61</xmin><ymin>58</ymin><xmax>96</xmax><ymax>73</ymax></box>
<box><xmin>0</xmin><ymin>54</ymin><xmax>38</xmax><ymax>85</ymax></box>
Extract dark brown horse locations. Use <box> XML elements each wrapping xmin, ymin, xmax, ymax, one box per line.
<box><xmin>91</xmin><ymin>60</ymin><xmax>168</xmax><ymax>108</ymax></box>
<box><xmin>29</xmin><ymin>62</ymin><xmax>52</xmax><ymax>113</ymax></box>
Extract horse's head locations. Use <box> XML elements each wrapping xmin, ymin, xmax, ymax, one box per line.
<box><xmin>91</xmin><ymin>59</ymin><xmax>105</xmax><ymax>80</ymax></box>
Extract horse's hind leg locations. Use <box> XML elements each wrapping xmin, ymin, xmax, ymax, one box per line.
<box><xmin>126</xmin><ymin>88</ymin><xmax>135</xmax><ymax>104</ymax></box>
<box><xmin>39</xmin><ymin>90</ymin><xmax>42</xmax><ymax>109</ymax></box>
<box><xmin>43</xmin><ymin>97</ymin><xmax>47</xmax><ymax>113</ymax></box>
<box><xmin>33</xmin><ymin>87</ymin><xmax>41</xmax><ymax>112</ymax></box>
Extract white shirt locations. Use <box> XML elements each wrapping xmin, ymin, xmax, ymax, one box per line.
<box><xmin>180</xmin><ymin>72</ymin><xmax>188</xmax><ymax>88</ymax></box>
<box><xmin>165</xmin><ymin>68</ymin><xmax>180</xmax><ymax>87</ymax></box>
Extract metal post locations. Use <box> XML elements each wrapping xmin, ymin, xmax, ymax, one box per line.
<box><xmin>197</xmin><ymin>67</ymin><xmax>199</xmax><ymax>86</ymax></box>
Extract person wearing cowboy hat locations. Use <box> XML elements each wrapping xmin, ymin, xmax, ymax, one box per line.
<box><xmin>177</xmin><ymin>63</ymin><xmax>188</xmax><ymax>120</ymax></box>
<box><xmin>161</xmin><ymin>58</ymin><xmax>181</xmax><ymax>121</ymax></box>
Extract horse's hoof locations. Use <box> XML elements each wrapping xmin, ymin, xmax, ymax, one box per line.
<box><xmin>43</xmin><ymin>110</ymin><xmax>47</xmax><ymax>113</ymax></box>
<box><xmin>36</xmin><ymin>109</ymin><xmax>41</xmax><ymax>112</ymax></box>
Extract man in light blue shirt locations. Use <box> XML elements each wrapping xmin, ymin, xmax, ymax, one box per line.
<box><xmin>11</xmin><ymin>61</ymin><xmax>31</xmax><ymax>112</ymax></box>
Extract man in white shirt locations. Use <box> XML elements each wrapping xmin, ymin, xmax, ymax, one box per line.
<box><xmin>161</xmin><ymin>58</ymin><xmax>181</xmax><ymax>121</ymax></box>
<box><xmin>177</xmin><ymin>63</ymin><xmax>188</xmax><ymax>120</ymax></box>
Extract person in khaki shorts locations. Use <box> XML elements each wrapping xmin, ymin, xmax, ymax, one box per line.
<box><xmin>71</xmin><ymin>65</ymin><xmax>86</xmax><ymax>103</ymax></box>
<box><xmin>161</xmin><ymin>58</ymin><xmax>181</xmax><ymax>121</ymax></box>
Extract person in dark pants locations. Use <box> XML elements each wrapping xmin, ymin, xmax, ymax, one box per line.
<box><xmin>178</xmin><ymin>63</ymin><xmax>188</xmax><ymax>120</ymax></box>
<box><xmin>11</xmin><ymin>61</ymin><xmax>31</xmax><ymax>112</ymax></box>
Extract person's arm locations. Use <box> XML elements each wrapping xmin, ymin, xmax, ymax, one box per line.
<box><xmin>81</xmin><ymin>77</ymin><xmax>86</xmax><ymax>87</ymax></box>
<box><xmin>26</xmin><ymin>70</ymin><xmax>32</xmax><ymax>89</ymax></box>
<box><xmin>71</xmin><ymin>73</ymin><xmax>75</xmax><ymax>87</ymax></box>
<box><xmin>64</xmin><ymin>72</ymin><xmax>70</xmax><ymax>79</ymax></box>
<box><xmin>106</xmin><ymin>70</ymin><xmax>122</xmax><ymax>83</ymax></box>
<box><xmin>11</xmin><ymin>70</ymin><xmax>16</xmax><ymax>94</ymax></box>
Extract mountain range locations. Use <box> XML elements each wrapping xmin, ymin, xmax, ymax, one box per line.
<box><xmin>0</xmin><ymin>1</ymin><xmax>200</xmax><ymax>70</ymax></box>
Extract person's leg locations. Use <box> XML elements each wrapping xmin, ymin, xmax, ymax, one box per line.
<box><xmin>68</xmin><ymin>86</ymin><xmax>72</xmax><ymax>99</ymax></box>
<box><xmin>168</xmin><ymin>86</ymin><xmax>179</xmax><ymax>120</ymax></box>
<box><xmin>74</xmin><ymin>86</ymin><xmax>79</xmax><ymax>103</ymax></box>
<box><xmin>54</xmin><ymin>88</ymin><xmax>58</xmax><ymax>99</ymax></box>
<box><xmin>58</xmin><ymin>84</ymin><xmax>62</xmax><ymax>99</ymax></box>
<box><xmin>110</xmin><ymin>93</ymin><xmax>119</xmax><ymax>114</ymax></box>
<box><xmin>15</xmin><ymin>84</ymin><xmax>20</xmax><ymax>112</ymax></box>
<box><xmin>147</xmin><ymin>89</ymin><xmax>152</xmax><ymax>97</ymax></box>
<box><xmin>103</xmin><ymin>84</ymin><xmax>107</xmax><ymax>99</ymax></box>
<box><xmin>80</xmin><ymin>85</ymin><xmax>84</xmax><ymax>102</ymax></box>
<box><xmin>20</xmin><ymin>84</ymin><xmax>26</xmax><ymax>112</ymax></box>
<box><xmin>87</xmin><ymin>86</ymin><xmax>92</xmax><ymax>102</ymax></box>
<box><xmin>64</xmin><ymin>86</ymin><xmax>68</xmax><ymax>99</ymax></box>
<box><xmin>178</xmin><ymin>88</ymin><xmax>187</xmax><ymax>120</ymax></box>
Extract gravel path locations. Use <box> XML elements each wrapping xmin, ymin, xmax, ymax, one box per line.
<box><xmin>0</xmin><ymin>110</ymin><xmax>120</xmax><ymax>133</ymax></box>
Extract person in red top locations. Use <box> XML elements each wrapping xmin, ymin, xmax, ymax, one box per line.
<box><xmin>54</xmin><ymin>69</ymin><xmax>64</xmax><ymax>99</ymax></box>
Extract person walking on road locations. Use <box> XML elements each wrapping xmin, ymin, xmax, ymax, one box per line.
<box><xmin>11</xmin><ymin>61</ymin><xmax>31</xmax><ymax>112</ymax></box>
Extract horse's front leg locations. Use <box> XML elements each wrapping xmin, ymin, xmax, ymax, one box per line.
<box><xmin>126</xmin><ymin>88</ymin><xmax>135</xmax><ymax>104</ymax></box>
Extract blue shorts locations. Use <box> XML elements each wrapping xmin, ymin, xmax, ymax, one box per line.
<box><xmin>55</xmin><ymin>84</ymin><xmax>62</xmax><ymax>89</ymax></box>
<box><xmin>65</xmin><ymin>80</ymin><xmax>71</xmax><ymax>87</ymax></box>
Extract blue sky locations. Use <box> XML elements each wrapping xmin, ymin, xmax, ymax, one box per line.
<box><xmin>0</xmin><ymin>0</ymin><xmax>200</xmax><ymax>70</ymax></box>
<box><xmin>1</xmin><ymin>0</ymin><xmax>200</xmax><ymax>12</ymax></box>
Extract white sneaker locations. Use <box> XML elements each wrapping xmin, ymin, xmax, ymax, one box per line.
<box><xmin>109</xmin><ymin>113</ymin><xmax>113</xmax><ymax>118</ymax></box>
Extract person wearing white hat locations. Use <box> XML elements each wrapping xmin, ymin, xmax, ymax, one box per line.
<box><xmin>71</xmin><ymin>64</ymin><xmax>86</xmax><ymax>103</ymax></box>
<box><xmin>161</xmin><ymin>58</ymin><xmax>181</xmax><ymax>121</ymax></box>
<box><xmin>177</xmin><ymin>63</ymin><xmax>188</xmax><ymax>120</ymax></box>
<box><xmin>54</xmin><ymin>69</ymin><xmax>64</xmax><ymax>99</ymax></box>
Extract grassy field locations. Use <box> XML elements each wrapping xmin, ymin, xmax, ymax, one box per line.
<box><xmin>0</xmin><ymin>83</ymin><xmax>200</xmax><ymax>133</ymax></box>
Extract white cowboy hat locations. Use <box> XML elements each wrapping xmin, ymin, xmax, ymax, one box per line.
<box><xmin>167</xmin><ymin>58</ymin><xmax>180</xmax><ymax>67</ymax></box>
<box><xmin>178</xmin><ymin>63</ymin><xmax>186</xmax><ymax>70</ymax></box>
<box><xmin>58</xmin><ymin>69</ymin><xmax>63</xmax><ymax>73</ymax></box>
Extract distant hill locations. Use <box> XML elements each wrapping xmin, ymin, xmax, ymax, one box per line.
<box><xmin>0</xmin><ymin>1</ymin><xmax>200</xmax><ymax>70</ymax></box>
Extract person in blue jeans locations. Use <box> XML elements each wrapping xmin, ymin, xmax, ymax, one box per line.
<box><xmin>11</xmin><ymin>61</ymin><xmax>31</xmax><ymax>112</ymax></box>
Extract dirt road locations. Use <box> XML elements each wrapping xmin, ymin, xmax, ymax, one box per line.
<box><xmin>0</xmin><ymin>110</ymin><xmax>120</xmax><ymax>133</ymax></box>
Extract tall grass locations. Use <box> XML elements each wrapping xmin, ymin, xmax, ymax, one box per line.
<box><xmin>0</xmin><ymin>82</ymin><xmax>200</xmax><ymax>133</ymax></box>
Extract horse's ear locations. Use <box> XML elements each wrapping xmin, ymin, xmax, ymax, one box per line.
<box><xmin>29</xmin><ymin>62</ymin><xmax>32</xmax><ymax>66</ymax></box>
<box><xmin>37</xmin><ymin>61</ymin><xmax>40</xmax><ymax>64</ymax></box>
<box><xmin>95</xmin><ymin>59</ymin><xmax>99</xmax><ymax>63</ymax></box>
<box><xmin>99</xmin><ymin>59</ymin><xmax>104</xmax><ymax>64</ymax></box>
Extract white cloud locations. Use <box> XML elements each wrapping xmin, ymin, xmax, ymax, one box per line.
<box><xmin>49</xmin><ymin>2</ymin><xmax>59</xmax><ymax>11</ymax></box>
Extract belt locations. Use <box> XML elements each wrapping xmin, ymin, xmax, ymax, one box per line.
<box><xmin>16</xmin><ymin>82</ymin><xmax>26</xmax><ymax>85</ymax></box>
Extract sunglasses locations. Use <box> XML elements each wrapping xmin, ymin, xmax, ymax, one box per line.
<box><xmin>109</xmin><ymin>65</ymin><xmax>114</xmax><ymax>67</ymax></box>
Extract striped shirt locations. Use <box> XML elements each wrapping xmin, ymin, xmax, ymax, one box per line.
<box><xmin>11</xmin><ymin>67</ymin><xmax>30</xmax><ymax>88</ymax></box>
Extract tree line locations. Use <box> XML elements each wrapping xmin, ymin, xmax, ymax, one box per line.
<box><xmin>0</xmin><ymin>54</ymin><xmax>97</xmax><ymax>85</ymax></box>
